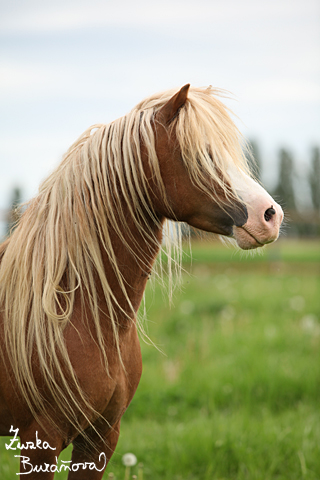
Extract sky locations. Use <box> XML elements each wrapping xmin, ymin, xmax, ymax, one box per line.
<box><xmin>0</xmin><ymin>0</ymin><xmax>319</xmax><ymax>225</ymax></box>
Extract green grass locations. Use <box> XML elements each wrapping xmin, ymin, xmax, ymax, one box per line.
<box><xmin>187</xmin><ymin>237</ymin><xmax>320</xmax><ymax>264</ymax></box>
<box><xmin>1</xmin><ymin>239</ymin><xmax>319</xmax><ymax>478</ymax></box>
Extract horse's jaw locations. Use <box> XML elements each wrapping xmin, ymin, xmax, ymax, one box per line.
<box><xmin>233</xmin><ymin>225</ymin><xmax>273</xmax><ymax>250</ymax></box>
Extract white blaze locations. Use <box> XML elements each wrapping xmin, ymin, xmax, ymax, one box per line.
<box><xmin>227</xmin><ymin>163</ymin><xmax>284</xmax><ymax>250</ymax></box>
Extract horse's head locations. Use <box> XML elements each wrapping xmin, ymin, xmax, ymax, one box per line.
<box><xmin>149</xmin><ymin>84</ymin><xmax>283</xmax><ymax>250</ymax></box>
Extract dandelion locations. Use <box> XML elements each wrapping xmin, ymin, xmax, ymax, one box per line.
<box><xmin>301</xmin><ymin>314</ymin><xmax>320</xmax><ymax>335</ymax></box>
<box><xmin>289</xmin><ymin>295</ymin><xmax>305</xmax><ymax>311</ymax></box>
<box><xmin>122</xmin><ymin>453</ymin><xmax>137</xmax><ymax>480</ymax></box>
<box><xmin>122</xmin><ymin>453</ymin><xmax>137</xmax><ymax>467</ymax></box>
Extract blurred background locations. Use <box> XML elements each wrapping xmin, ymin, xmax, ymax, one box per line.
<box><xmin>0</xmin><ymin>0</ymin><xmax>320</xmax><ymax>238</ymax></box>
<box><xmin>0</xmin><ymin>1</ymin><xmax>320</xmax><ymax>479</ymax></box>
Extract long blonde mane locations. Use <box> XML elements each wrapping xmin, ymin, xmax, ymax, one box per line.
<box><xmin>0</xmin><ymin>86</ymin><xmax>250</xmax><ymax>435</ymax></box>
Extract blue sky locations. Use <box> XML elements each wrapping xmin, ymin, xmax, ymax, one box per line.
<box><xmin>0</xmin><ymin>0</ymin><xmax>319</xmax><ymax>218</ymax></box>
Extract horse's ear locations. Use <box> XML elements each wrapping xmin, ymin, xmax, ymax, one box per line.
<box><xmin>157</xmin><ymin>84</ymin><xmax>190</xmax><ymax>124</ymax></box>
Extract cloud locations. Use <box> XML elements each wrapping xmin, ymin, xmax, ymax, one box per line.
<box><xmin>241</xmin><ymin>79</ymin><xmax>320</xmax><ymax>104</ymax></box>
<box><xmin>1</xmin><ymin>0</ymin><xmax>319</xmax><ymax>34</ymax></box>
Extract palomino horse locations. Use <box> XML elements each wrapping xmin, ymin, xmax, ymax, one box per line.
<box><xmin>0</xmin><ymin>85</ymin><xmax>283</xmax><ymax>478</ymax></box>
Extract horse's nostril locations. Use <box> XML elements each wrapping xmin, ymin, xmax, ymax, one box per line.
<box><xmin>264</xmin><ymin>206</ymin><xmax>276</xmax><ymax>222</ymax></box>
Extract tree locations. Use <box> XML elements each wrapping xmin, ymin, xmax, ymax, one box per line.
<box><xmin>246</xmin><ymin>139</ymin><xmax>262</xmax><ymax>181</ymax></box>
<box><xmin>274</xmin><ymin>148</ymin><xmax>296</xmax><ymax>210</ymax></box>
<box><xmin>6</xmin><ymin>186</ymin><xmax>22</xmax><ymax>236</ymax></box>
<box><xmin>308</xmin><ymin>146</ymin><xmax>320</xmax><ymax>214</ymax></box>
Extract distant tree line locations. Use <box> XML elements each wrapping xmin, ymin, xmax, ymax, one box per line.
<box><xmin>247</xmin><ymin>142</ymin><xmax>320</xmax><ymax>237</ymax></box>
<box><xmin>2</xmin><ymin>145</ymin><xmax>320</xmax><ymax>240</ymax></box>
<box><xmin>4</xmin><ymin>186</ymin><xmax>23</xmax><ymax>238</ymax></box>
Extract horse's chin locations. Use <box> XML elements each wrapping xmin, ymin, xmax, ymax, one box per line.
<box><xmin>233</xmin><ymin>226</ymin><xmax>265</xmax><ymax>250</ymax></box>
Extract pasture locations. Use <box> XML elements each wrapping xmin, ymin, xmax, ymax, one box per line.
<box><xmin>0</xmin><ymin>238</ymin><xmax>319</xmax><ymax>479</ymax></box>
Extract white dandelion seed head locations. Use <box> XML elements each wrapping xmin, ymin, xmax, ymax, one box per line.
<box><xmin>122</xmin><ymin>453</ymin><xmax>137</xmax><ymax>467</ymax></box>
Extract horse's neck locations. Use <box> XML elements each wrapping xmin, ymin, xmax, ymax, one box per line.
<box><xmin>99</xmin><ymin>211</ymin><xmax>164</xmax><ymax>319</ymax></box>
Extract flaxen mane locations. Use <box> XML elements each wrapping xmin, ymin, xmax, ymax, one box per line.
<box><xmin>0</xmin><ymin>86</ymin><xmax>250</xmax><ymax>434</ymax></box>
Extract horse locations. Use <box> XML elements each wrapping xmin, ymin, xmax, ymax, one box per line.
<box><xmin>0</xmin><ymin>84</ymin><xmax>283</xmax><ymax>478</ymax></box>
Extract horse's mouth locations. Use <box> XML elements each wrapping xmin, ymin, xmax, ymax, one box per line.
<box><xmin>233</xmin><ymin>226</ymin><xmax>264</xmax><ymax>250</ymax></box>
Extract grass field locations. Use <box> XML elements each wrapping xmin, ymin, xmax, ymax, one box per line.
<box><xmin>0</xmin><ymin>238</ymin><xmax>319</xmax><ymax>479</ymax></box>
